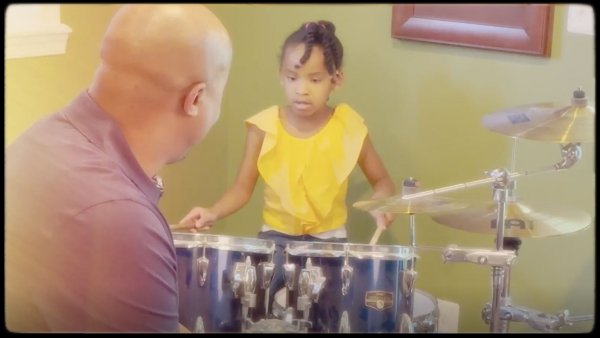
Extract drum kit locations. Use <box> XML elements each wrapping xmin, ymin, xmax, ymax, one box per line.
<box><xmin>172</xmin><ymin>88</ymin><xmax>594</xmax><ymax>333</ymax></box>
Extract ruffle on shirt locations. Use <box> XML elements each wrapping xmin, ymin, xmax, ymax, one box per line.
<box><xmin>246</xmin><ymin>104</ymin><xmax>368</xmax><ymax>223</ymax></box>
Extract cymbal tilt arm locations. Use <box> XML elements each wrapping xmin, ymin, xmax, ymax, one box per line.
<box><xmin>399</xmin><ymin>143</ymin><xmax>582</xmax><ymax>202</ymax></box>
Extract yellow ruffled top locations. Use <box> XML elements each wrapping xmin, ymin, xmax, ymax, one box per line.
<box><xmin>245</xmin><ymin>103</ymin><xmax>368</xmax><ymax>235</ymax></box>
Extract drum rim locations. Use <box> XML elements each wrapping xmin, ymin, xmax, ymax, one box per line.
<box><xmin>172</xmin><ymin>232</ymin><xmax>275</xmax><ymax>253</ymax></box>
<box><xmin>285</xmin><ymin>240</ymin><xmax>416</xmax><ymax>260</ymax></box>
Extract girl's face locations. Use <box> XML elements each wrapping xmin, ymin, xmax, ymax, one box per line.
<box><xmin>279</xmin><ymin>43</ymin><xmax>339</xmax><ymax>118</ymax></box>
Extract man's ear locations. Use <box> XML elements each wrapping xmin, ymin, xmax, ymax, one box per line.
<box><xmin>184</xmin><ymin>82</ymin><xmax>207</xmax><ymax>117</ymax></box>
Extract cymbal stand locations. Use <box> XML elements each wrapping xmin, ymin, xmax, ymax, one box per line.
<box><xmin>402</xmin><ymin>177</ymin><xmax>421</xmax><ymax>271</ymax></box>
<box><xmin>486</xmin><ymin>143</ymin><xmax>583</xmax><ymax>332</ymax></box>
<box><xmin>479</xmin><ymin>234</ymin><xmax>592</xmax><ymax>332</ymax></box>
<box><xmin>401</xmin><ymin>178</ymin><xmax>421</xmax><ymax>325</ymax></box>
<box><xmin>498</xmin><ymin>237</ymin><xmax>522</xmax><ymax>332</ymax></box>
<box><xmin>402</xmin><ymin>143</ymin><xmax>584</xmax><ymax>332</ymax></box>
<box><xmin>496</xmin><ymin>140</ymin><xmax>519</xmax><ymax>333</ymax></box>
<box><xmin>485</xmin><ymin>168</ymin><xmax>510</xmax><ymax>332</ymax></box>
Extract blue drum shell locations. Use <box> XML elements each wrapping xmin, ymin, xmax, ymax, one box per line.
<box><xmin>174</xmin><ymin>233</ymin><xmax>275</xmax><ymax>333</ymax></box>
<box><xmin>285</xmin><ymin>242</ymin><xmax>416</xmax><ymax>333</ymax></box>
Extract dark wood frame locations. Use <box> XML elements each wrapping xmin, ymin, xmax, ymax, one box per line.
<box><xmin>391</xmin><ymin>4</ymin><xmax>554</xmax><ymax>57</ymax></box>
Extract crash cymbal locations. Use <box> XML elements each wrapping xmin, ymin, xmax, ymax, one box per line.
<box><xmin>482</xmin><ymin>89</ymin><xmax>595</xmax><ymax>143</ymax></box>
<box><xmin>430</xmin><ymin>199</ymin><xmax>592</xmax><ymax>238</ymax></box>
<box><xmin>353</xmin><ymin>195</ymin><xmax>468</xmax><ymax>214</ymax></box>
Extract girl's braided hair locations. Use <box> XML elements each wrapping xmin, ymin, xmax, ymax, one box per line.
<box><xmin>280</xmin><ymin>20</ymin><xmax>343</xmax><ymax>75</ymax></box>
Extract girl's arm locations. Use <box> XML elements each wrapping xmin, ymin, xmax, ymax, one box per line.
<box><xmin>357</xmin><ymin>135</ymin><xmax>396</xmax><ymax>228</ymax></box>
<box><xmin>358</xmin><ymin>135</ymin><xmax>395</xmax><ymax>199</ymax></box>
<box><xmin>178</xmin><ymin>124</ymin><xmax>264</xmax><ymax>230</ymax></box>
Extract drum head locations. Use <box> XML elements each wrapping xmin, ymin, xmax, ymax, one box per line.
<box><xmin>413</xmin><ymin>289</ymin><xmax>437</xmax><ymax>317</ymax></box>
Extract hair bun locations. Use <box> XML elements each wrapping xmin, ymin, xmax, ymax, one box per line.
<box><xmin>317</xmin><ymin>20</ymin><xmax>335</xmax><ymax>34</ymax></box>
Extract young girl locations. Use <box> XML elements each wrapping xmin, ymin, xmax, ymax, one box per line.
<box><xmin>177</xmin><ymin>20</ymin><xmax>395</xmax><ymax>317</ymax></box>
<box><xmin>179</xmin><ymin>19</ymin><xmax>394</xmax><ymax>238</ymax></box>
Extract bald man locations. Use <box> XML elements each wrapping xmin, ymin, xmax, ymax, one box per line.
<box><xmin>6</xmin><ymin>5</ymin><xmax>232</xmax><ymax>332</ymax></box>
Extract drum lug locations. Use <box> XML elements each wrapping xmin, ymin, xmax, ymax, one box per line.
<box><xmin>341</xmin><ymin>264</ymin><xmax>353</xmax><ymax>296</ymax></box>
<box><xmin>339</xmin><ymin>311</ymin><xmax>351</xmax><ymax>333</ymax></box>
<box><xmin>300</xmin><ymin>258</ymin><xmax>325</xmax><ymax>302</ymax></box>
<box><xmin>193</xmin><ymin>316</ymin><xmax>205</xmax><ymax>333</ymax></box>
<box><xmin>399</xmin><ymin>313</ymin><xmax>415</xmax><ymax>333</ymax></box>
<box><xmin>233</xmin><ymin>256</ymin><xmax>258</xmax><ymax>325</ymax></box>
<box><xmin>232</xmin><ymin>256</ymin><xmax>257</xmax><ymax>298</ymax></box>
<box><xmin>197</xmin><ymin>256</ymin><xmax>209</xmax><ymax>287</ymax></box>
<box><xmin>402</xmin><ymin>269</ymin><xmax>417</xmax><ymax>295</ymax></box>
<box><xmin>242</xmin><ymin>293</ymin><xmax>257</xmax><ymax>311</ymax></box>
<box><xmin>259</xmin><ymin>261</ymin><xmax>275</xmax><ymax>289</ymax></box>
<box><xmin>283</xmin><ymin>263</ymin><xmax>296</xmax><ymax>290</ymax></box>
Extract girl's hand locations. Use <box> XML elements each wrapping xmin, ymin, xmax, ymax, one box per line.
<box><xmin>370</xmin><ymin>211</ymin><xmax>396</xmax><ymax>229</ymax></box>
<box><xmin>176</xmin><ymin>207</ymin><xmax>218</xmax><ymax>232</ymax></box>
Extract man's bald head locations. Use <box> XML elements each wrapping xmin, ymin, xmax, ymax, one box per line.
<box><xmin>89</xmin><ymin>5</ymin><xmax>233</xmax><ymax>173</ymax></box>
<box><xmin>99</xmin><ymin>4</ymin><xmax>231</xmax><ymax>91</ymax></box>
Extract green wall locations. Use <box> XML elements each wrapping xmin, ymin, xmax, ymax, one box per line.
<box><xmin>5</xmin><ymin>4</ymin><xmax>594</xmax><ymax>333</ymax></box>
<box><xmin>5</xmin><ymin>4</ymin><xmax>120</xmax><ymax>144</ymax></box>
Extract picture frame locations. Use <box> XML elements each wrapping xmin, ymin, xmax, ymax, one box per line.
<box><xmin>391</xmin><ymin>4</ymin><xmax>554</xmax><ymax>57</ymax></box>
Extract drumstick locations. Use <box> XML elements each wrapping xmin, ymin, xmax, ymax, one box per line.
<box><xmin>169</xmin><ymin>223</ymin><xmax>189</xmax><ymax>231</ymax></box>
<box><xmin>369</xmin><ymin>226</ymin><xmax>384</xmax><ymax>245</ymax></box>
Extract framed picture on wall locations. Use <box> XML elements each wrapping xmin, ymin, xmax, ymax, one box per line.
<box><xmin>391</xmin><ymin>4</ymin><xmax>554</xmax><ymax>57</ymax></box>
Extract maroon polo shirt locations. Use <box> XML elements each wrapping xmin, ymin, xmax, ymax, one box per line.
<box><xmin>6</xmin><ymin>91</ymin><xmax>179</xmax><ymax>332</ymax></box>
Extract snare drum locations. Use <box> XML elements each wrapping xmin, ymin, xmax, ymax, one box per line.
<box><xmin>173</xmin><ymin>233</ymin><xmax>275</xmax><ymax>332</ymax></box>
<box><xmin>283</xmin><ymin>241</ymin><xmax>417</xmax><ymax>333</ymax></box>
<box><xmin>412</xmin><ymin>289</ymin><xmax>439</xmax><ymax>333</ymax></box>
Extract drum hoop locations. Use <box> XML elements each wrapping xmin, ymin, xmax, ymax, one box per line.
<box><xmin>173</xmin><ymin>233</ymin><xmax>275</xmax><ymax>254</ymax></box>
<box><xmin>285</xmin><ymin>240</ymin><xmax>415</xmax><ymax>260</ymax></box>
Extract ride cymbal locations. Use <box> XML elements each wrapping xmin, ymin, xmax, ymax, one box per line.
<box><xmin>430</xmin><ymin>199</ymin><xmax>592</xmax><ymax>238</ymax></box>
<box><xmin>353</xmin><ymin>195</ymin><xmax>468</xmax><ymax>215</ymax></box>
<box><xmin>482</xmin><ymin>89</ymin><xmax>595</xmax><ymax>143</ymax></box>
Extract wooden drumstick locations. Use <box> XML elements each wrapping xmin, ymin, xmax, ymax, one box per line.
<box><xmin>369</xmin><ymin>226</ymin><xmax>385</xmax><ymax>245</ymax></box>
<box><xmin>169</xmin><ymin>223</ymin><xmax>189</xmax><ymax>231</ymax></box>
<box><xmin>369</xmin><ymin>215</ymin><xmax>388</xmax><ymax>245</ymax></box>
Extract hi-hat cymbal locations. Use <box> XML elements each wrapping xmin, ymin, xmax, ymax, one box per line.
<box><xmin>353</xmin><ymin>195</ymin><xmax>468</xmax><ymax>214</ymax></box>
<box><xmin>482</xmin><ymin>89</ymin><xmax>595</xmax><ymax>143</ymax></box>
<box><xmin>430</xmin><ymin>199</ymin><xmax>592</xmax><ymax>238</ymax></box>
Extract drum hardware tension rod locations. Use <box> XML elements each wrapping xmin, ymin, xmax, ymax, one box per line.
<box><xmin>482</xmin><ymin>303</ymin><xmax>594</xmax><ymax>332</ymax></box>
<box><xmin>441</xmin><ymin>245</ymin><xmax>517</xmax><ymax>267</ymax></box>
<box><xmin>410</xmin><ymin>245</ymin><xmax>446</xmax><ymax>253</ymax></box>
